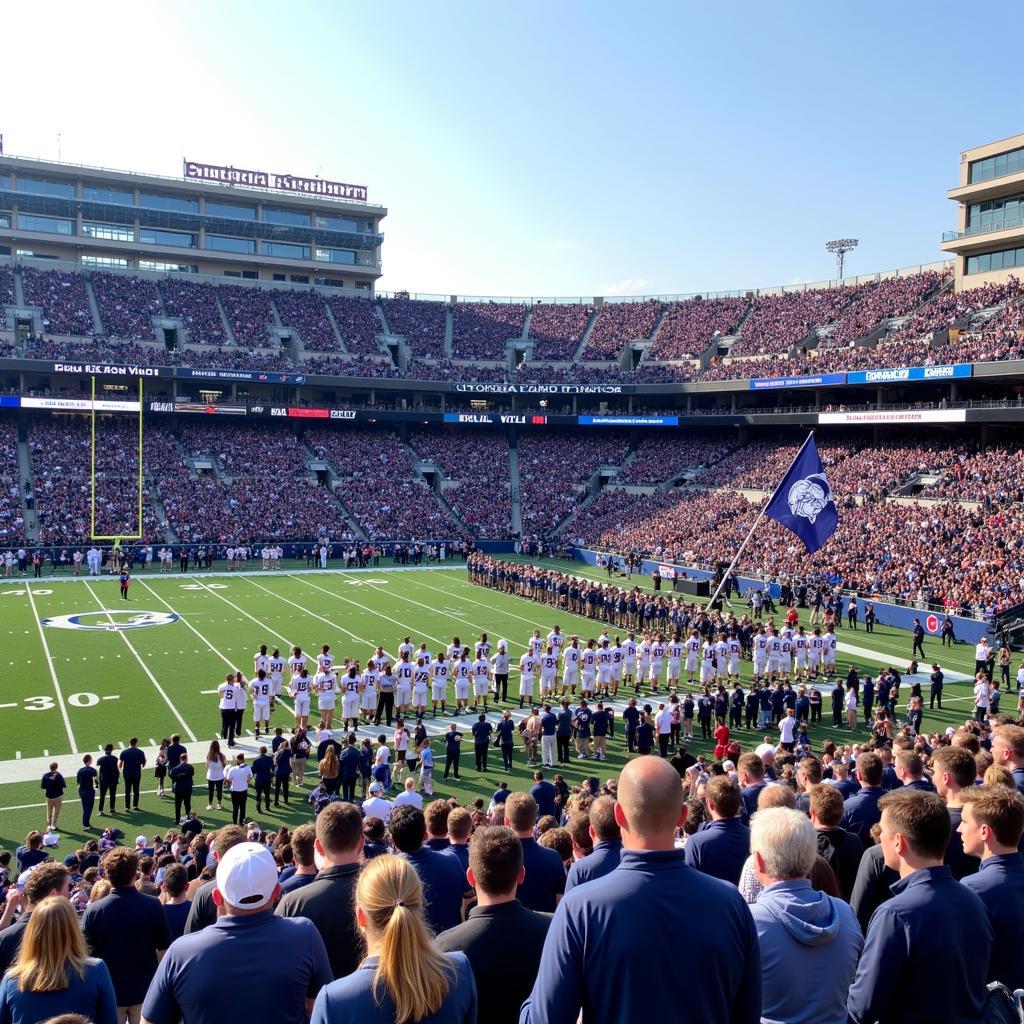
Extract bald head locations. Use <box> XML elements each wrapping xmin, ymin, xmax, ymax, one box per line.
<box><xmin>615</xmin><ymin>756</ymin><xmax>685</xmax><ymax>849</ymax></box>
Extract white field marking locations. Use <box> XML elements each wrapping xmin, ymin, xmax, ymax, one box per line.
<box><xmin>102</xmin><ymin>695</ymin><xmax>120</xmax><ymax>701</ymax></box>
<box><xmin>241</xmin><ymin>576</ymin><xmax>401</xmax><ymax>658</ymax></box>
<box><xmin>0</xmin><ymin>703</ymin><xmax>17</xmax><ymax>709</ymax></box>
<box><xmin>43</xmin><ymin>749</ymin><xmax>48</xmax><ymax>757</ymax></box>
<box><xmin>80</xmin><ymin>580</ymin><xmax>197</xmax><ymax>742</ymax></box>
<box><xmin>24</xmin><ymin>584</ymin><xmax>78</xmax><ymax>753</ymax></box>
<box><xmin>181</xmin><ymin>577</ymin><xmax>299</xmax><ymax>716</ymax></box>
<box><xmin>14</xmin><ymin>752</ymin><xmax>20</xmax><ymax>759</ymax></box>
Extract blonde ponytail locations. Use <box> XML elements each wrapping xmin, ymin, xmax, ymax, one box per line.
<box><xmin>358</xmin><ymin>856</ymin><xmax>452</xmax><ymax>1024</ymax></box>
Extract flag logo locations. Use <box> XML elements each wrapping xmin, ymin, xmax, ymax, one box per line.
<box><xmin>765</xmin><ymin>435</ymin><xmax>839</xmax><ymax>554</ymax></box>
<box><xmin>788</xmin><ymin>474</ymin><xmax>833</xmax><ymax>524</ymax></box>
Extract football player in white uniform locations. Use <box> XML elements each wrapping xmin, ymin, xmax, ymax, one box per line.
<box><xmin>667</xmin><ymin>635</ymin><xmax>683</xmax><ymax>689</ymax></box>
<box><xmin>581</xmin><ymin>640</ymin><xmax>597</xmax><ymax>698</ymax></box>
<box><xmin>454</xmin><ymin>648</ymin><xmax>472</xmax><ymax>714</ymax></box>
<box><xmin>472</xmin><ymin>652</ymin><xmax>491</xmax><ymax>711</ymax></box>
<box><xmin>547</xmin><ymin>626</ymin><xmax>564</xmax><ymax>661</ymax></box>
<box><xmin>637</xmin><ymin>637</ymin><xmax>652</xmax><ymax>692</ymax></box>
<box><xmin>317</xmin><ymin>644</ymin><xmax>334</xmax><ymax>675</ymax></box>
<box><xmin>623</xmin><ymin>633</ymin><xmax>638</xmax><ymax>690</ymax></box>
<box><xmin>289</xmin><ymin>668</ymin><xmax>311</xmax><ymax>732</ymax></box>
<box><xmin>610</xmin><ymin>637</ymin><xmax>624</xmax><ymax>698</ymax></box>
<box><xmin>596</xmin><ymin>640</ymin><xmax>613</xmax><ymax>697</ymax></box>
<box><xmin>518</xmin><ymin>649</ymin><xmax>538</xmax><ymax>707</ymax></box>
<box><xmin>475</xmin><ymin>633</ymin><xmax>491</xmax><ymax>660</ymax></box>
<box><xmin>430</xmin><ymin>653</ymin><xmax>449</xmax><ymax>717</ymax></box>
<box><xmin>341</xmin><ymin>665</ymin><xmax>361</xmax><ymax>731</ymax></box>
<box><xmin>649</xmin><ymin>635</ymin><xmax>666</xmax><ymax>693</ymax></box>
<box><xmin>528</xmin><ymin>629</ymin><xmax>544</xmax><ymax>659</ymax></box>
<box><xmin>314</xmin><ymin>666</ymin><xmax>337</xmax><ymax>729</ymax></box>
<box><xmin>251</xmin><ymin>669</ymin><xmax>272</xmax><ymax>738</ymax></box>
<box><xmin>794</xmin><ymin>627</ymin><xmax>808</xmax><ymax>680</ymax></box>
<box><xmin>701</xmin><ymin>640</ymin><xmax>716</xmax><ymax>685</ymax></box>
<box><xmin>685</xmin><ymin>631</ymin><xmax>700</xmax><ymax>684</ymax></box>
<box><xmin>753</xmin><ymin>629</ymin><xmax>768</xmax><ymax>681</ymax></box>
<box><xmin>539</xmin><ymin>646</ymin><xmax>558</xmax><ymax>699</ymax></box>
<box><xmin>413</xmin><ymin>657</ymin><xmax>429</xmax><ymax>718</ymax></box>
<box><xmin>360</xmin><ymin>664</ymin><xmax>378</xmax><ymax>723</ymax></box>
<box><xmin>823</xmin><ymin>629</ymin><xmax>837</xmax><ymax>676</ymax></box>
<box><xmin>562</xmin><ymin>638</ymin><xmax>581</xmax><ymax>696</ymax></box>
<box><xmin>395</xmin><ymin>652</ymin><xmax>414</xmax><ymax>715</ymax></box>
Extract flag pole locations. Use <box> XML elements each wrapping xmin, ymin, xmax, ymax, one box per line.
<box><xmin>705</xmin><ymin>432</ymin><xmax>815</xmax><ymax>610</ymax></box>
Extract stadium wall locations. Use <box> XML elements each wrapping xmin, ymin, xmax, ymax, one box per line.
<box><xmin>573</xmin><ymin>548</ymin><xmax>990</xmax><ymax>643</ymax></box>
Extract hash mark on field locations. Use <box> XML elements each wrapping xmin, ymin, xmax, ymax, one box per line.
<box><xmin>0</xmin><ymin>703</ymin><xmax>16</xmax><ymax>709</ymax></box>
<box><xmin>149</xmin><ymin>738</ymin><xmax>156</xmax><ymax>745</ymax></box>
<box><xmin>43</xmin><ymin>749</ymin><xmax>48</xmax><ymax>757</ymax></box>
<box><xmin>15</xmin><ymin>752</ymin><xmax>20</xmax><ymax>759</ymax></box>
<box><xmin>102</xmin><ymin>695</ymin><xmax>120</xmax><ymax>701</ymax></box>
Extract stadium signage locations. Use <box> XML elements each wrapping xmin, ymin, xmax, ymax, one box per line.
<box><xmin>174</xmin><ymin>401</ymin><xmax>247</xmax><ymax>416</ymax></box>
<box><xmin>817</xmin><ymin>409</ymin><xmax>968</xmax><ymax>425</ymax></box>
<box><xmin>287</xmin><ymin>407</ymin><xmax>329</xmax><ymax>419</ymax></box>
<box><xmin>52</xmin><ymin>362</ymin><xmax>162</xmax><ymax>377</ymax></box>
<box><xmin>21</xmin><ymin>397</ymin><xmax>141</xmax><ymax>412</ymax></box>
<box><xmin>184</xmin><ymin>160</ymin><xmax>368</xmax><ymax>202</ymax></box>
<box><xmin>452</xmin><ymin>383</ymin><xmax>625</xmax><ymax>395</ymax></box>
<box><xmin>845</xmin><ymin>364</ymin><xmax>973</xmax><ymax>384</ymax></box>
<box><xmin>179</xmin><ymin>368</ymin><xmax>306</xmax><ymax>384</ymax></box>
<box><xmin>748</xmin><ymin>372</ymin><xmax>847</xmax><ymax>390</ymax></box>
<box><xmin>149</xmin><ymin>401</ymin><xmax>175</xmax><ymax>413</ymax></box>
<box><xmin>330</xmin><ymin>410</ymin><xmax>357</xmax><ymax>420</ymax></box>
<box><xmin>577</xmin><ymin>415</ymin><xmax>679</xmax><ymax>426</ymax></box>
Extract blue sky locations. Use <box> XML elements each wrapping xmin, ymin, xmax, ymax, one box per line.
<box><xmin>3</xmin><ymin>1</ymin><xmax>1018</xmax><ymax>297</ymax></box>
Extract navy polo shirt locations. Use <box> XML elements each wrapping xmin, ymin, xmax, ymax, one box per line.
<box><xmin>495</xmin><ymin>720</ymin><xmax>516</xmax><ymax>746</ymax></box>
<box><xmin>530</xmin><ymin>780</ymin><xmax>557</xmax><ymax>819</ymax></box>
<box><xmin>339</xmin><ymin>746</ymin><xmax>361</xmax><ymax>779</ymax></box>
<box><xmin>683</xmin><ymin>817</ymin><xmax>751</xmax><ymax>886</ymax></box>
<box><xmin>636</xmin><ymin>722</ymin><xmax>654</xmax><ymax>749</ymax></box>
<box><xmin>840</xmin><ymin>786</ymin><xmax>885</xmax><ymax>847</ymax></box>
<box><xmin>142</xmin><ymin>911</ymin><xmax>332</xmax><ymax>1024</ymax></box>
<box><xmin>564</xmin><ymin>840</ymin><xmax>623</xmax><ymax>892</ymax></box>
<box><xmin>40</xmin><ymin>771</ymin><xmax>65</xmax><ymax>799</ymax></box>
<box><xmin>848</xmin><ymin>866</ymin><xmax>991</xmax><ymax>1024</ymax></box>
<box><xmin>555</xmin><ymin>710</ymin><xmax>573</xmax><ymax>736</ymax></box>
<box><xmin>279</xmin><ymin>871</ymin><xmax>319</xmax><ymax>895</ymax></box>
<box><xmin>961</xmin><ymin>853</ymin><xmax>1024</xmax><ymax>991</ymax></box>
<box><xmin>96</xmin><ymin>754</ymin><xmax>119</xmax><ymax>782</ymax></box>
<box><xmin>82</xmin><ymin>886</ymin><xmax>171</xmax><ymax>1006</ymax></box>
<box><xmin>77</xmin><ymin>765</ymin><xmax>97</xmax><ymax>792</ymax></box>
<box><xmin>740</xmin><ymin>783</ymin><xmax>766</xmax><ymax>820</ymax></box>
<box><xmin>402</xmin><ymin>847</ymin><xmax>466</xmax><ymax>934</ymax></box>
<box><xmin>442</xmin><ymin>842</ymin><xmax>470</xmax><ymax>879</ymax></box>
<box><xmin>472</xmin><ymin>721</ymin><xmax>493</xmax><ymax>746</ymax></box>
<box><xmin>119</xmin><ymin>746</ymin><xmax>147</xmax><ymax>779</ymax></box>
<box><xmin>540</xmin><ymin>711</ymin><xmax>557</xmax><ymax>736</ymax></box>
<box><xmin>521</xmin><ymin>849</ymin><xmax>759</xmax><ymax>1024</ymax></box>
<box><xmin>517</xmin><ymin>837</ymin><xmax>566</xmax><ymax>912</ymax></box>
<box><xmin>445</xmin><ymin>731</ymin><xmax>464</xmax><ymax>755</ymax></box>
<box><xmin>623</xmin><ymin>706</ymin><xmax>640</xmax><ymax>731</ymax></box>
<box><xmin>592</xmin><ymin>711</ymin><xmax>609</xmax><ymax>737</ymax></box>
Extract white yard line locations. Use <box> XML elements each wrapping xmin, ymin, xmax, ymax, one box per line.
<box><xmin>80</xmin><ymin>580</ymin><xmax>197</xmax><ymax>742</ymax></box>
<box><xmin>24</xmin><ymin>584</ymin><xmax>78</xmax><ymax>753</ymax></box>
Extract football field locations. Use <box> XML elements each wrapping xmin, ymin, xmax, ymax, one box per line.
<box><xmin>0</xmin><ymin>559</ymin><xmax>992</xmax><ymax>851</ymax></box>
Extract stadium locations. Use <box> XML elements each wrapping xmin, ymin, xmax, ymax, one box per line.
<box><xmin>1</xmin><ymin>11</ymin><xmax>1024</xmax><ymax>1021</ymax></box>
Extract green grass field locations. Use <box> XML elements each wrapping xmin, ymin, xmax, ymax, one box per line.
<box><xmin>0</xmin><ymin>558</ymin><xmax>993</xmax><ymax>853</ymax></box>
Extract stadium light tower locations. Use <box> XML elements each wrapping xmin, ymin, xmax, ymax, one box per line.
<box><xmin>825</xmin><ymin>238</ymin><xmax>858</xmax><ymax>280</ymax></box>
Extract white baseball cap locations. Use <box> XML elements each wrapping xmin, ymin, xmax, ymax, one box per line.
<box><xmin>135</xmin><ymin>835</ymin><xmax>148</xmax><ymax>847</ymax></box>
<box><xmin>215</xmin><ymin>842</ymin><xmax>278</xmax><ymax>910</ymax></box>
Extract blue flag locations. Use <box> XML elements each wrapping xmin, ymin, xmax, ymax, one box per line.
<box><xmin>764</xmin><ymin>435</ymin><xmax>838</xmax><ymax>554</ymax></box>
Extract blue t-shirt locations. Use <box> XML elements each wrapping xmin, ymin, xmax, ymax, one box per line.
<box><xmin>401</xmin><ymin>848</ymin><xmax>466</xmax><ymax>934</ymax></box>
<box><xmin>142</xmin><ymin>911</ymin><xmax>332</xmax><ymax>1024</ymax></box>
<box><xmin>517</xmin><ymin>838</ymin><xmax>566</xmax><ymax>913</ymax></box>
<box><xmin>472</xmin><ymin>721</ymin><xmax>493</xmax><ymax>745</ymax></box>
<box><xmin>574</xmin><ymin>709</ymin><xmax>592</xmax><ymax>738</ymax></box>
<box><xmin>162</xmin><ymin>900</ymin><xmax>192</xmax><ymax>942</ymax></box>
<box><xmin>530</xmin><ymin>780</ymin><xmax>557</xmax><ymax>819</ymax></box>
<box><xmin>0</xmin><ymin>959</ymin><xmax>117</xmax><ymax>1024</ymax></box>
<box><xmin>311</xmin><ymin>952</ymin><xmax>476</xmax><ymax>1024</ymax></box>
<box><xmin>119</xmin><ymin>746</ymin><xmax>147</xmax><ymax>779</ymax></box>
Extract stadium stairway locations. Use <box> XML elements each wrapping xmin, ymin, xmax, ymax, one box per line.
<box><xmin>12</xmin><ymin>267</ymin><xmax>25</xmax><ymax>307</ymax></box>
<box><xmin>212</xmin><ymin>289</ymin><xmax>238</xmax><ymax>345</ymax></box>
<box><xmin>321</xmin><ymin>301</ymin><xmax>350</xmax><ymax>352</ymax></box>
<box><xmin>571</xmin><ymin>309</ymin><xmax>599</xmax><ymax>362</ymax></box>
<box><xmin>148</xmin><ymin>487</ymin><xmax>177</xmax><ymax>543</ymax></box>
<box><xmin>300</xmin><ymin>440</ymin><xmax>369</xmax><ymax>540</ymax></box>
<box><xmin>443</xmin><ymin>307</ymin><xmax>454</xmax><ymax>359</ymax></box>
<box><xmin>17</xmin><ymin>437</ymin><xmax>39</xmax><ymax>542</ymax></box>
<box><xmin>508</xmin><ymin>439</ymin><xmax>523</xmax><ymax>537</ymax></box>
<box><xmin>84</xmin><ymin>277</ymin><xmax>105</xmax><ymax>336</ymax></box>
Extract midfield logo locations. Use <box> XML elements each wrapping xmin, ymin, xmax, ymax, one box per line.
<box><xmin>41</xmin><ymin>610</ymin><xmax>180</xmax><ymax>631</ymax></box>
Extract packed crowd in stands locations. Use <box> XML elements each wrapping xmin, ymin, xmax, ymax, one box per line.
<box><xmin>0</xmin><ymin>264</ymin><xmax>15</xmax><ymax>308</ymax></box>
<box><xmin>301</xmin><ymin>354</ymin><xmax>402</xmax><ymax>378</ymax></box>
<box><xmin>272</xmin><ymin>289</ymin><xmax>340</xmax><ymax>352</ymax></box>
<box><xmin>28</xmin><ymin>419</ymin><xmax>163</xmax><ymax>541</ymax></box>
<box><xmin>0</xmin><ymin>418</ymin><xmax>26</xmax><ymax>543</ymax></box>
<box><xmin>518</xmin><ymin>433</ymin><xmax>631</xmax><ymax>536</ymax></box>
<box><xmin>157</xmin><ymin>278</ymin><xmax>228</xmax><ymax>345</ymax></box>
<box><xmin>583</xmin><ymin>300</ymin><xmax>661</xmax><ymax>359</ymax></box>
<box><xmin>307</xmin><ymin>428</ymin><xmax>460</xmax><ymax>540</ymax></box>
<box><xmin>91</xmin><ymin>273</ymin><xmax>162</xmax><ymax>342</ymax></box>
<box><xmin>379</xmin><ymin>298</ymin><xmax>447</xmax><ymax>358</ymax></box>
<box><xmin>649</xmin><ymin>296</ymin><xmax>749</xmax><ymax>360</ymax></box>
<box><xmin>327</xmin><ymin>295</ymin><xmax>383</xmax><ymax>355</ymax></box>
<box><xmin>451</xmin><ymin>303</ymin><xmax>527</xmax><ymax>360</ymax></box>
<box><xmin>219</xmin><ymin>284</ymin><xmax>277</xmax><ymax>347</ymax></box>
<box><xmin>527</xmin><ymin>303</ymin><xmax>593</xmax><ymax>361</ymax></box>
<box><xmin>616</xmin><ymin>434</ymin><xmax>740</xmax><ymax>486</ymax></box>
<box><xmin>731</xmin><ymin>284</ymin><xmax>871</xmax><ymax>358</ymax></box>
<box><xmin>920</xmin><ymin>444</ymin><xmax>1024</xmax><ymax>504</ymax></box>
<box><xmin>821</xmin><ymin>272</ymin><xmax>944</xmax><ymax>349</ymax></box>
<box><xmin>20</xmin><ymin>268</ymin><xmax>95</xmax><ymax>337</ymax></box>
<box><xmin>408</xmin><ymin>430</ymin><xmax>512</xmax><ymax>538</ymax></box>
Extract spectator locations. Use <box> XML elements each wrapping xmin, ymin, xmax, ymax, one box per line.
<box><xmin>521</xmin><ymin>756</ymin><xmax>760</xmax><ymax>1024</ymax></box>
<box><xmin>310</xmin><ymin>855</ymin><xmax>476</xmax><ymax>1024</ymax></box>
<box><xmin>142</xmin><ymin>843</ymin><xmax>332</xmax><ymax>1024</ymax></box>
<box><xmin>182</xmin><ymin>825</ymin><xmax>247</xmax><ymax>934</ymax></box>
<box><xmin>0</xmin><ymin>863</ymin><xmax>70</xmax><ymax>976</ymax></box>
<box><xmin>748</xmin><ymin>808</ymin><xmax>862</xmax><ymax>1024</ymax></box>
<box><xmin>0</xmin><ymin>896</ymin><xmax>117</xmax><ymax>1024</ymax></box>
<box><xmin>503</xmin><ymin>793</ymin><xmax>566</xmax><ymax>913</ymax></box>
<box><xmin>81</xmin><ymin>847</ymin><xmax>171</xmax><ymax>1024</ymax></box>
<box><xmin>682</xmin><ymin>775</ymin><xmax>750</xmax><ymax>885</ymax></box>
<box><xmin>847</xmin><ymin>791</ymin><xmax>992</xmax><ymax>1024</ymax></box>
<box><xmin>389</xmin><ymin>805</ymin><xmax>466</xmax><ymax>935</ymax></box>
<box><xmin>279</xmin><ymin>823</ymin><xmax>319</xmax><ymax>894</ymax></box>
<box><xmin>436</xmin><ymin>826</ymin><xmax>550</xmax><ymax>1024</ymax></box>
<box><xmin>159</xmin><ymin>864</ymin><xmax>191</xmax><ymax>943</ymax></box>
<box><xmin>276</xmin><ymin>803</ymin><xmax>364</xmax><ymax>980</ymax></box>
<box><xmin>563</xmin><ymin>796</ymin><xmax>622</xmax><ymax>892</ymax></box>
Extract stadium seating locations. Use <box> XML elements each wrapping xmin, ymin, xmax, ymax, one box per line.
<box><xmin>648</xmin><ymin>297</ymin><xmax>748</xmax><ymax>360</ymax></box>
<box><xmin>91</xmin><ymin>273</ymin><xmax>161</xmax><ymax>341</ymax></box>
<box><xmin>158</xmin><ymin>278</ymin><xmax>228</xmax><ymax>345</ymax></box>
<box><xmin>0</xmin><ymin>418</ymin><xmax>26</xmax><ymax>543</ymax></box>
<box><xmin>379</xmin><ymin>298</ymin><xmax>447</xmax><ymax>358</ymax></box>
<box><xmin>582</xmin><ymin>300</ymin><xmax>661</xmax><ymax>359</ymax></box>
<box><xmin>527</xmin><ymin>303</ymin><xmax>593</xmax><ymax>361</ymax></box>
<box><xmin>327</xmin><ymin>295</ymin><xmax>382</xmax><ymax>354</ymax></box>
<box><xmin>272</xmin><ymin>288</ymin><xmax>339</xmax><ymax>351</ymax></box>
<box><xmin>20</xmin><ymin>268</ymin><xmax>95</xmax><ymax>337</ymax></box>
<box><xmin>219</xmin><ymin>284</ymin><xmax>277</xmax><ymax>347</ymax></box>
<box><xmin>451</xmin><ymin>303</ymin><xmax>527</xmax><ymax>359</ymax></box>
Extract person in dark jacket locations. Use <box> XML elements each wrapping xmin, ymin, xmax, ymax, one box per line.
<box><xmin>808</xmin><ymin>783</ymin><xmax>865</xmax><ymax>902</ymax></box>
<box><xmin>96</xmin><ymin>744</ymin><xmax>120</xmax><ymax>816</ymax></box>
<box><xmin>118</xmin><ymin>738</ymin><xmax>147</xmax><ymax>813</ymax></box>
<box><xmin>251</xmin><ymin>746</ymin><xmax>274</xmax><ymax>813</ymax></box>
<box><xmin>682</xmin><ymin>776</ymin><xmax>750</xmax><ymax>886</ymax></box>
<box><xmin>169</xmin><ymin>754</ymin><xmax>195</xmax><ymax>824</ymax></box>
<box><xmin>840</xmin><ymin>752</ymin><xmax>885</xmax><ymax>848</ymax></box>
<box><xmin>958</xmin><ymin>785</ymin><xmax>1024</xmax><ymax>991</ymax></box>
<box><xmin>436</xmin><ymin>827</ymin><xmax>550</xmax><ymax>1024</ymax></box>
<box><xmin>847</xmin><ymin>791</ymin><xmax>991</xmax><ymax>1024</ymax></box>
<box><xmin>564</xmin><ymin>796</ymin><xmax>622</xmax><ymax>892</ymax></box>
